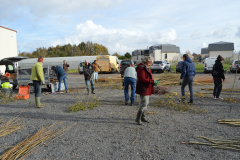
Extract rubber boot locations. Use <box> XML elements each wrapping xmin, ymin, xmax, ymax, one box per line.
<box><xmin>92</xmin><ymin>88</ymin><xmax>95</xmax><ymax>94</ymax></box>
<box><xmin>135</xmin><ymin>110</ymin><xmax>143</xmax><ymax>125</ymax></box>
<box><xmin>35</xmin><ymin>97</ymin><xmax>44</xmax><ymax>108</ymax></box>
<box><xmin>188</xmin><ymin>99</ymin><xmax>193</xmax><ymax>105</ymax></box>
<box><xmin>141</xmin><ymin>112</ymin><xmax>149</xmax><ymax>123</ymax></box>
<box><xmin>87</xmin><ymin>89</ymin><xmax>90</xmax><ymax>95</ymax></box>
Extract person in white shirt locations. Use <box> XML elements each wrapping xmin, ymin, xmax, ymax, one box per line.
<box><xmin>124</xmin><ymin>65</ymin><xmax>137</xmax><ymax>106</ymax></box>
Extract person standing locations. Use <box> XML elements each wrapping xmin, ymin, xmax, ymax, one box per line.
<box><xmin>180</xmin><ymin>53</ymin><xmax>196</xmax><ymax>104</ymax></box>
<box><xmin>51</xmin><ymin>65</ymin><xmax>68</xmax><ymax>93</ymax></box>
<box><xmin>30</xmin><ymin>56</ymin><xmax>45</xmax><ymax>108</ymax></box>
<box><xmin>83</xmin><ymin>60</ymin><xmax>95</xmax><ymax>95</ymax></box>
<box><xmin>124</xmin><ymin>65</ymin><xmax>137</xmax><ymax>106</ymax></box>
<box><xmin>135</xmin><ymin>57</ymin><xmax>159</xmax><ymax>125</ymax></box>
<box><xmin>212</xmin><ymin>55</ymin><xmax>225</xmax><ymax>99</ymax></box>
<box><xmin>63</xmin><ymin>60</ymin><xmax>70</xmax><ymax>74</ymax></box>
<box><xmin>92</xmin><ymin>60</ymin><xmax>101</xmax><ymax>83</ymax></box>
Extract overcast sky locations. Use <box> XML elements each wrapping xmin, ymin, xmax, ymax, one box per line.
<box><xmin>1</xmin><ymin>0</ymin><xmax>240</xmax><ymax>55</ymax></box>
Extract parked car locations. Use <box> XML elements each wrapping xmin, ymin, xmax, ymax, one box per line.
<box><xmin>120</xmin><ymin>60</ymin><xmax>134</xmax><ymax>72</ymax></box>
<box><xmin>204</xmin><ymin>57</ymin><xmax>217</xmax><ymax>73</ymax></box>
<box><xmin>151</xmin><ymin>60</ymin><xmax>171</xmax><ymax>73</ymax></box>
<box><xmin>230</xmin><ymin>60</ymin><xmax>240</xmax><ymax>73</ymax></box>
<box><xmin>176</xmin><ymin>61</ymin><xmax>183</xmax><ymax>73</ymax></box>
<box><xmin>0</xmin><ymin>56</ymin><xmax>27</xmax><ymax>89</ymax></box>
<box><xmin>78</xmin><ymin>61</ymin><xmax>93</xmax><ymax>74</ymax></box>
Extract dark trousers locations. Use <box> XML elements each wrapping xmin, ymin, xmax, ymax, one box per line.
<box><xmin>33</xmin><ymin>80</ymin><xmax>42</xmax><ymax>97</ymax></box>
<box><xmin>181</xmin><ymin>76</ymin><xmax>194</xmax><ymax>100</ymax></box>
<box><xmin>213</xmin><ymin>77</ymin><xmax>222</xmax><ymax>98</ymax></box>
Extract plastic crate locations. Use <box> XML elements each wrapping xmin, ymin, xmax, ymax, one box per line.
<box><xmin>15</xmin><ymin>85</ymin><xmax>30</xmax><ymax>100</ymax></box>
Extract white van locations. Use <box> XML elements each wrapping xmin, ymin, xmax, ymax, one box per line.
<box><xmin>204</xmin><ymin>57</ymin><xmax>216</xmax><ymax>73</ymax></box>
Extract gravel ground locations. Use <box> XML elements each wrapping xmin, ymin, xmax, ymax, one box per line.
<box><xmin>0</xmin><ymin>73</ymin><xmax>240</xmax><ymax>159</ymax></box>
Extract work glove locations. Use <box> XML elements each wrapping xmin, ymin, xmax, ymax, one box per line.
<box><xmin>42</xmin><ymin>81</ymin><xmax>45</xmax><ymax>85</ymax></box>
<box><xmin>153</xmin><ymin>80</ymin><xmax>159</xmax><ymax>86</ymax></box>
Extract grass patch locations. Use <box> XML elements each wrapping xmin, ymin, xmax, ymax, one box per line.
<box><xmin>171</xmin><ymin>64</ymin><xmax>230</xmax><ymax>73</ymax></box>
<box><xmin>223</xmin><ymin>98</ymin><xmax>240</xmax><ymax>103</ymax></box>
<box><xmin>67</xmin><ymin>97</ymin><xmax>101</xmax><ymax>112</ymax></box>
<box><xmin>154</xmin><ymin>92</ymin><xmax>206</xmax><ymax>113</ymax></box>
<box><xmin>68</xmin><ymin>69</ymin><xmax>79</xmax><ymax>73</ymax></box>
<box><xmin>0</xmin><ymin>91</ymin><xmax>16</xmax><ymax>105</ymax></box>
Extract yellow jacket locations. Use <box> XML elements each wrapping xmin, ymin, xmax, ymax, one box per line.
<box><xmin>30</xmin><ymin>62</ymin><xmax>44</xmax><ymax>82</ymax></box>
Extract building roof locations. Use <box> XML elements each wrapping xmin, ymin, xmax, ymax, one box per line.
<box><xmin>201</xmin><ymin>47</ymin><xmax>208</xmax><ymax>54</ymax></box>
<box><xmin>149</xmin><ymin>44</ymin><xmax>180</xmax><ymax>53</ymax></box>
<box><xmin>0</xmin><ymin>26</ymin><xmax>17</xmax><ymax>33</ymax></box>
<box><xmin>208</xmin><ymin>41</ymin><xmax>234</xmax><ymax>51</ymax></box>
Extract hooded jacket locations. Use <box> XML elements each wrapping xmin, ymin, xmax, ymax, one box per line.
<box><xmin>212</xmin><ymin>60</ymin><xmax>225</xmax><ymax>80</ymax></box>
<box><xmin>180</xmin><ymin>57</ymin><xmax>196</xmax><ymax>79</ymax></box>
<box><xmin>135</xmin><ymin>63</ymin><xmax>154</xmax><ymax>95</ymax></box>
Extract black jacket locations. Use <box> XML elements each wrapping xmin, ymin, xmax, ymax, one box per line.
<box><xmin>212</xmin><ymin>60</ymin><xmax>225</xmax><ymax>80</ymax></box>
<box><xmin>83</xmin><ymin>63</ymin><xmax>94</xmax><ymax>80</ymax></box>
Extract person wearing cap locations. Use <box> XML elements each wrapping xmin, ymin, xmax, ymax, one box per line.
<box><xmin>63</xmin><ymin>60</ymin><xmax>70</xmax><ymax>73</ymax></box>
<box><xmin>51</xmin><ymin>65</ymin><xmax>68</xmax><ymax>93</ymax></box>
<box><xmin>30</xmin><ymin>56</ymin><xmax>45</xmax><ymax>108</ymax></box>
<box><xmin>83</xmin><ymin>60</ymin><xmax>95</xmax><ymax>95</ymax></box>
<box><xmin>92</xmin><ymin>60</ymin><xmax>101</xmax><ymax>83</ymax></box>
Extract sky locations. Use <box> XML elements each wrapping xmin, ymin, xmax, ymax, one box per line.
<box><xmin>0</xmin><ymin>0</ymin><xmax>240</xmax><ymax>55</ymax></box>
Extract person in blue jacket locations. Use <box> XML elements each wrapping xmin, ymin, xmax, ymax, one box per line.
<box><xmin>51</xmin><ymin>65</ymin><xmax>68</xmax><ymax>93</ymax></box>
<box><xmin>180</xmin><ymin>53</ymin><xmax>196</xmax><ymax>104</ymax></box>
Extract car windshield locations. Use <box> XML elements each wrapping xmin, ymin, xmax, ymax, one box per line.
<box><xmin>153</xmin><ymin>61</ymin><xmax>163</xmax><ymax>64</ymax></box>
<box><xmin>235</xmin><ymin>61</ymin><xmax>240</xmax><ymax>64</ymax></box>
<box><xmin>121</xmin><ymin>61</ymin><xmax>131</xmax><ymax>65</ymax></box>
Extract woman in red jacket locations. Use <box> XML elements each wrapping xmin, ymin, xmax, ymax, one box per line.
<box><xmin>135</xmin><ymin>57</ymin><xmax>159</xmax><ymax>125</ymax></box>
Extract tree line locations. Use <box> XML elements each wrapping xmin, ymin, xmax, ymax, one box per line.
<box><xmin>18</xmin><ymin>41</ymin><xmax>109</xmax><ymax>58</ymax></box>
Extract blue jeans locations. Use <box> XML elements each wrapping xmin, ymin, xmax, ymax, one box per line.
<box><xmin>181</xmin><ymin>76</ymin><xmax>194</xmax><ymax>100</ymax></box>
<box><xmin>33</xmin><ymin>80</ymin><xmax>42</xmax><ymax>97</ymax></box>
<box><xmin>85</xmin><ymin>79</ymin><xmax>94</xmax><ymax>90</ymax></box>
<box><xmin>93</xmin><ymin>72</ymin><xmax>98</xmax><ymax>79</ymax></box>
<box><xmin>58</xmin><ymin>75</ymin><xmax>68</xmax><ymax>92</ymax></box>
<box><xmin>124</xmin><ymin>77</ymin><xmax>136</xmax><ymax>104</ymax></box>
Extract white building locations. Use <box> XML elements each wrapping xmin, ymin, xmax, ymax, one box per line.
<box><xmin>132</xmin><ymin>49</ymin><xmax>145</xmax><ymax>64</ymax></box>
<box><xmin>0</xmin><ymin>26</ymin><xmax>18</xmax><ymax>73</ymax></box>
<box><xmin>201</xmin><ymin>41</ymin><xmax>234</xmax><ymax>61</ymax></box>
<box><xmin>148</xmin><ymin>44</ymin><xmax>180</xmax><ymax>62</ymax></box>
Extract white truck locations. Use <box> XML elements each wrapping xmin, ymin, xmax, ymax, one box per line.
<box><xmin>204</xmin><ymin>57</ymin><xmax>217</xmax><ymax>73</ymax></box>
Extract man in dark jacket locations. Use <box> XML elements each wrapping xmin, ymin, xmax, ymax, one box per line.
<box><xmin>51</xmin><ymin>65</ymin><xmax>68</xmax><ymax>92</ymax></box>
<box><xmin>180</xmin><ymin>54</ymin><xmax>196</xmax><ymax>104</ymax></box>
<box><xmin>83</xmin><ymin>60</ymin><xmax>95</xmax><ymax>95</ymax></box>
<box><xmin>212</xmin><ymin>55</ymin><xmax>225</xmax><ymax>99</ymax></box>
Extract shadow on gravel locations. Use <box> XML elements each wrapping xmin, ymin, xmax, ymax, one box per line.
<box><xmin>0</xmin><ymin>112</ymin><xmax>135</xmax><ymax>125</ymax></box>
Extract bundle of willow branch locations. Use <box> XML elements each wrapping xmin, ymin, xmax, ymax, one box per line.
<box><xmin>154</xmin><ymin>86</ymin><xmax>170</xmax><ymax>95</ymax></box>
<box><xmin>0</xmin><ymin>117</ymin><xmax>24</xmax><ymax>138</ymax></box>
<box><xmin>0</xmin><ymin>123</ymin><xmax>74</xmax><ymax>160</ymax></box>
<box><xmin>185</xmin><ymin>136</ymin><xmax>240</xmax><ymax>151</ymax></box>
<box><xmin>201</xmin><ymin>88</ymin><xmax>240</xmax><ymax>92</ymax></box>
<box><xmin>218</xmin><ymin>119</ymin><xmax>240</xmax><ymax>126</ymax></box>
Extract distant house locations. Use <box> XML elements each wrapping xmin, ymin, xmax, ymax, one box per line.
<box><xmin>201</xmin><ymin>47</ymin><xmax>209</xmax><ymax>60</ymax></box>
<box><xmin>148</xmin><ymin>44</ymin><xmax>180</xmax><ymax>62</ymax></box>
<box><xmin>132</xmin><ymin>49</ymin><xmax>146</xmax><ymax>63</ymax></box>
<box><xmin>201</xmin><ymin>41</ymin><xmax>234</xmax><ymax>60</ymax></box>
<box><xmin>0</xmin><ymin>26</ymin><xmax>18</xmax><ymax>74</ymax></box>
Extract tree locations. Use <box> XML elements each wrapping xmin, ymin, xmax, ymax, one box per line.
<box><xmin>118</xmin><ymin>56</ymin><xmax>126</xmax><ymax>60</ymax></box>
<box><xmin>112</xmin><ymin>52</ymin><xmax>120</xmax><ymax>58</ymax></box>
<box><xmin>125</xmin><ymin>52</ymin><xmax>132</xmax><ymax>59</ymax></box>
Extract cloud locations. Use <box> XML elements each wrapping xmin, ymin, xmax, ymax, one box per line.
<box><xmin>190</xmin><ymin>31</ymin><xmax>202</xmax><ymax>39</ymax></box>
<box><xmin>51</xmin><ymin>20</ymin><xmax>180</xmax><ymax>54</ymax></box>
<box><xmin>0</xmin><ymin>0</ymin><xmax>124</xmax><ymax>20</ymax></box>
<box><xmin>236</xmin><ymin>27</ymin><xmax>240</xmax><ymax>37</ymax></box>
<box><xmin>206</xmin><ymin>26</ymin><xmax>232</xmax><ymax>38</ymax></box>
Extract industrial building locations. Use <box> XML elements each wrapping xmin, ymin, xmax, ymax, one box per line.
<box><xmin>0</xmin><ymin>26</ymin><xmax>18</xmax><ymax>73</ymax></box>
<box><xmin>201</xmin><ymin>41</ymin><xmax>234</xmax><ymax>60</ymax></box>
